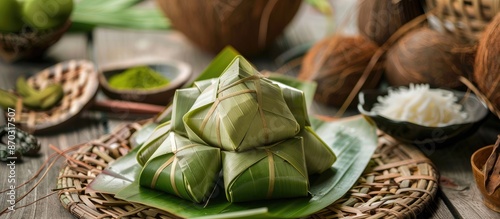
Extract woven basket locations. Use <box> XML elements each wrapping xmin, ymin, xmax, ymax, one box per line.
<box><xmin>57</xmin><ymin>122</ymin><xmax>438</xmax><ymax>218</ymax></box>
<box><xmin>10</xmin><ymin>60</ymin><xmax>99</xmax><ymax>134</ymax></box>
<box><xmin>425</xmin><ymin>0</ymin><xmax>500</xmax><ymax>41</ymax></box>
<box><xmin>0</xmin><ymin>20</ymin><xmax>71</xmax><ymax>62</ymax></box>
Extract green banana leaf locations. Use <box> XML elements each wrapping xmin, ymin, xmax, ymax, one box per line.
<box><xmin>71</xmin><ymin>0</ymin><xmax>170</xmax><ymax>32</ymax></box>
<box><xmin>86</xmin><ymin>146</ymin><xmax>141</xmax><ymax>195</ymax></box>
<box><xmin>222</xmin><ymin>137</ymin><xmax>308</xmax><ymax>202</ymax></box>
<box><xmin>297</xmin><ymin>126</ymin><xmax>336</xmax><ymax>174</ymax></box>
<box><xmin>136</xmin><ymin>121</ymin><xmax>172</xmax><ymax>166</ymax></box>
<box><xmin>275</xmin><ymin>81</ymin><xmax>311</xmax><ymax>127</ymax></box>
<box><xmin>171</xmin><ymin>88</ymin><xmax>201</xmax><ymax>137</ymax></box>
<box><xmin>266</xmin><ymin>73</ymin><xmax>317</xmax><ymax>110</ymax></box>
<box><xmin>189</xmin><ymin>47</ymin><xmax>241</xmax><ymax>86</ymax></box>
<box><xmin>152</xmin><ymin>47</ymin><xmax>241</xmax><ymax>125</ymax></box>
<box><xmin>183</xmin><ymin>57</ymin><xmax>300</xmax><ymax>151</ymax></box>
<box><xmin>88</xmin><ymin>116</ymin><xmax>377</xmax><ymax>218</ymax></box>
<box><xmin>139</xmin><ymin>132</ymin><xmax>221</xmax><ymax>203</ymax></box>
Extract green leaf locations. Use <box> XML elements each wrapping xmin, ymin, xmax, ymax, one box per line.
<box><xmin>152</xmin><ymin>46</ymin><xmax>241</xmax><ymax>124</ymax></box>
<box><xmin>86</xmin><ymin>146</ymin><xmax>141</xmax><ymax>195</ymax></box>
<box><xmin>139</xmin><ymin>133</ymin><xmax>222</xmax><ymax>203</ymax></box>
<box><xmin>188</xmin><ymin>46</ymin><xmax>240</xmax><ymax>86</ymax></box>
<box><xmin>183</xmin><ymin>57</ymin><xmax>300</xmax><ymax>152</ymax></box>
<box><xmin>267</xmin><ymin>73</ymin><xmax>317</xmax><ymax>117</ymax></box>
<box><xmin>304</xmin><ymin>0</ymin><xmax>333</xmax><ymax>15</ymax></box>
<box><xmin>71</xmin><ymin>0</ymin><xmax>170</xmax><ymax>32</ymax></box>
<box><xmin>267</xmin><ymin>74</ymin><xmax>316</xmax><ymax>107</ymax></box>
<box><xmin>96</xmin><ymin>116</ymin><xmax>377</xmax><ymax>218</ymax></box>
<box><xmin>222</xmin><ymin>137</ymin><xmax>308</xmax><ymax>202</ymax></box>
<box><xmin>136</xmin><ymin>121</ymin><xmax>172</xmax><ymax>166</ymax></box>
<box><xmin>75</xmin><ymin>0</ymin><xmax>142</xmax><ymax>12</ymax></box>
<box><xmin>71</xmin><ymin>8</ymin><xmax>170</xmax><ymax>32</ymax></box>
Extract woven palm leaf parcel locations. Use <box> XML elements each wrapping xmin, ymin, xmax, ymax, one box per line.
<box><xmin>139</xmin><ymin>132</ymin><xmax>221</xmax><ymax>203</ymax></box>
<box><xmin>57</xmin><ymin>121</ymin><xmax>438</xmax><ymax>218</ymax></box>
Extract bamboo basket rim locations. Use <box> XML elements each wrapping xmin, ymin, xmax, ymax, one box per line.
<box><xmin>57</xmin><ymin>121</ymin><xmax>439</xmax><ymax>219</ymax></box>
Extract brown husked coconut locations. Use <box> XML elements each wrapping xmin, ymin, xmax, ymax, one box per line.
<box><xmin>474</xmin><ymin>14</ymin><xmax>500</xmax><ymax>112</ymax></box>
<box><xmin>156</xmin><ymin>0</ymin><xmax>301</xmax><ymax>56</ymax></box>
<box><xmin>357</xmin><ymin>0</ymin><xmax>424</xmax><ymax>46</ymax></box>
<box><xmin>299</xmin><ymin>35</ymin><xmax>382</xmax><ymax>107</ymax></box>
<box><xmin>385</xmin><ymin>27</ymin><xmax>473</xmax><ymax>89</ymax></box>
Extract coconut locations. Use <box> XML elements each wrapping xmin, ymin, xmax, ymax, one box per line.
<box><xmin>474</xmin><ymin>14</ymin><xmax>500</xmax><ymax>112</ymax></box>
<box><xmin>357</xmin><ymin>0</ymin><xmax>424</xmax><ymax>46</ymax></box>
<box><xmin>156</xmin><ymin>0</ymin><xmax>301</xmax><ymax>56</ymax></box>
<box><xmin>298</xmin><ymin>35</ymin><xmax>382</xmax><ymax>107</ymax></box>
<box><xmin>384</xmin><ymin>27</ymin><xmax>473</xmax><ymax>89</ymax></box>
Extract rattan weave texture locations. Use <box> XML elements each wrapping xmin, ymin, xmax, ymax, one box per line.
<box><xmin>426</xmin><ymin>0</ymin><xmax>500</xmax><ymax>41</ymax></box>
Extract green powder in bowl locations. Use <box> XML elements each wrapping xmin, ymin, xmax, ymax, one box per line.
<box><xmin>108</xmin><ymin>66</ymin><xmax>170</xmax><ymax>90</ymax></box>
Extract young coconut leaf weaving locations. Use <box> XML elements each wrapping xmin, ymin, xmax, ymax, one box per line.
<box><xmin>139</xmin><ymin>132</ymin><xmax>221</xmax><ymax>203</ymax></box>
<box><xmin>276</xmin><ymin>82</ymin><xmax>311</xmax><ymax>127</ymax></box>
<box><xmin>183</xmin><ymin>57</ymin><xmax>300</xmax><ymax>152</ymax></box>
<box><xmin>297</xmin><ymin>126</ymin><xmax>336</xmax><ymax>174</ymax></box>
<box><xmin>135</xmin><ymin>55</ymin><xmax>336</xmax><ymax>203</ymax></box>
<box><xmin>170</xmin><ymin>88</ymin><xmax>202</xmax><ymax>137</ymax></box>
<box><xmin>136</xmin><ymin>121</ymin><xmax>171</xmax><ymax>166</ymax></box>
<box><xmin>222</xmin><ymin>137</ymin><xmax>308</xmax><ymax>202</ymax></box>
<box><xmin>276</xmin><ymin>82</ymin><xmax>336</xmax><ymax>174</ymax></box>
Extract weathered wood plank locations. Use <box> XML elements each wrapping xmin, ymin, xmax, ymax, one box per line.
<box><xmin>427</xmin><ymin>116</ymin><xmax>500</xmax><ymax>218</ymax></box>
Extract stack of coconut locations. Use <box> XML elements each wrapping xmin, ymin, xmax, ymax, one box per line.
<box><xmin>299</xmin><ymin>0</ymin><xmax>500</xmax><ymax>116</ymax></box>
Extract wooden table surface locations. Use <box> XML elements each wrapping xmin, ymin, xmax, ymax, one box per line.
<box><xmin>1</xmin><ymin>1</ymin><xmax>500</xmax><ymax>218</ymax></box>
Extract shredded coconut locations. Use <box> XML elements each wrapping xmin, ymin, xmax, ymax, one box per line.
<box><xmin>372</xmin><ymin>84</ymin><xmax>468</xmax><ymax>127</ymax></box>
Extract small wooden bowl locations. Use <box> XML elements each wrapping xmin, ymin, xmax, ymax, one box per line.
<box><xmin>0</xmin><ymin>20</ymin><xmax>71</xmax><ymax>62</ymax></box>
<box><xmin>98</xmin><ymin>58</ymin><xmax>192</xmax><ymax>106</ymax></box>
<box><xmin>471</xmin><ymin>145</ymin><xmax>500</xmax><ymax>212</ymax></box>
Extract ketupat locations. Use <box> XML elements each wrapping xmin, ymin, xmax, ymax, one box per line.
<box><xmin>136</xmin><ymin>121</ymin><xmax>172</xmax><ymax>166</ymax></box>
<box><xmin>137</xmin><ymin>55</ymin><xmax>336</xmax><ymax>203</ymax></box>
<box><xmin>183</xmin><ymin>57</ymin><xmax>300</xmax><ymax>152</ymax></box>
<box><xmin>222</xmin><ymin>137</ymin><xmax>308</xmax><ymax>202</ymax></box>
<box><xmin>139</xmin><ymin>132</ymin><xmax>221</xmax><ymax>203</ymax></box>
<box><xmin>276</xmin><ymin>82</ymin><xmax>311</xmax><ymax>127</ymax></box>
<box><xmin>170</xmin><ymin>88</ymin><xmax>201</xmax><ymax>137</ymax></box>
<box><xmin>275</xmin><ymin>82</ymin><xmax>336</xmax><ymax>174</ymax></box>
<box><xmin>297</xmin><ymin>126</ymin><xmax>336</xmax><ymax>174</ymax></box>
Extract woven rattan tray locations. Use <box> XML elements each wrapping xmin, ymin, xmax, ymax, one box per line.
<box><xmin>57</xmin><ymin>121</ymin><xmax>438</xmax><ymax>218</ymax></box>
